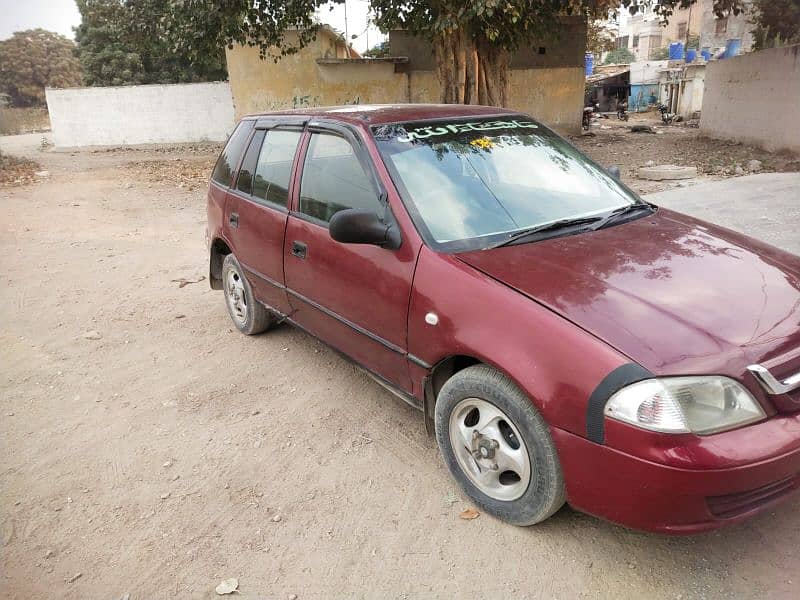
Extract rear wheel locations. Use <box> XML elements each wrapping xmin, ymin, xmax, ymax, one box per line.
<box><xmin>435</xmin><ymin>364</ymin><xmax>566</xmax><ymax>526</ymax></box>
<box><xmin>222</xmin><ymin>254</ymin><xmax>273</xmax><ymax>335</ymax></box>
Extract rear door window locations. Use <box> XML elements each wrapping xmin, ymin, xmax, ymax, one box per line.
<box><xmin>299</xmin><ymin>133</ymin><xmax>382</xmax><ymax>223</ymax></box>
<box><xmin>235</xmin><ymin>129</ymin><xmax>266</xmax><ymax>196</ymax></box>
<box><xmin>252</xmin><ymin>129</ymin><xmax>302</xmax><ymax>208</ymax></box>
<box><xmin>211</xmin><ymin>120</ymin><xmax>255</xmax><ymax>187</ymax></box>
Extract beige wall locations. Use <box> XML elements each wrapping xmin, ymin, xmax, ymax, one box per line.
<box><xmin>508</xmin><ymin>67</ymin><xmax>585</xmax><ymax>130</ymax></box>
<box><xmin>225</xmin><ymin>33</ymin><xmax>408</xmax><ymax>116</ymax></box>
<box><xmin>226</xmin><ymin>31</ymin><xmax>583</xmax><ymax>133</ymax></box>
<box><xmin>701</xmin><ymin>45</ymin><xmax>800</xmax><ymax>152</ymax></box>
<box><xmin>662</xmin><ymin>2</ymin><xmax>704</xmax><ymax>43</ymax></box>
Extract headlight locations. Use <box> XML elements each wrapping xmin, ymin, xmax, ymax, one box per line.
<box><xmin>604</xmin><ymin>376</ymin><xmax>765</xmax><ymax>435</ymax></box>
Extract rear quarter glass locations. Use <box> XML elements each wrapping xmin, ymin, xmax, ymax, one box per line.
<box><xmin>212</xmin><ymin>120</ymin><xmax>256</xmax><ymax>187</ymax></box>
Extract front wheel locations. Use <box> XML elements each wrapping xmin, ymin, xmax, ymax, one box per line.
<box><xmin>435</xmin><ymin>365</ymin><xmax>566</xmax><ymax>526</ymax></box>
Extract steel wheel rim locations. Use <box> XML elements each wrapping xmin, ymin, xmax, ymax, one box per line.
<box><xmin>225</xmin><ymin>269</ymin><xmax>248</xmax><ymax>325</ymax></box>
<box><xmin>448</xmin><ymin>397</ymin><xmax>531</xmax><ymax>501</ymax></box>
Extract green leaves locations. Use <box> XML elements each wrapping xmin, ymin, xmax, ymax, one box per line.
<box><xmin>0</xmin><ymin>30</ymin><xmax>82</xmax><ymax>107</ymax></box>
<box><xmin>165</xmin><ymin>1</ymin><xmax>343</xmax><ymax>63</ymax></box>
<box><xmin>75</xmin><ymin>0</ymin><xmax>227</xmax><ymax>87</ymax></box>
<box><xmin>751</xmin><ymin>0</ymin><xmax>800</xmax><ymax>49</ymax></box>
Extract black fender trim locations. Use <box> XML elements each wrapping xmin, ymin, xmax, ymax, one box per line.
<box><xmin>586</xmin><ymin>363</ymin><xmax>654</xmax><ymax>444</ymax></box>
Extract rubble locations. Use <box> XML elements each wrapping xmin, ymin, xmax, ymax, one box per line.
<box><xmin>572</xmin><ymin>114</ymin><xmax>799</xmax><ymax>194</ymax></box>
<box><xmin>747</xmin><ymin>159</ymin><xmax>763</xmax><ymax>173</ymax></box>
<box><xmin>637</xmin><ymin>165</ymin><xmax>698</xmax><ymax>181</ymax></box>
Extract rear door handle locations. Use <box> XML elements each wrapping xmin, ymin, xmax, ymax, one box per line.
<box><xmin>291</xmin><ymin>241</ymin><xmax>307</xmax><ymax>259</ymax></box>
<box><xmin>229</xmin><ymin>212</ymin><xmax>239</xmax><ymax>229</ymax></box>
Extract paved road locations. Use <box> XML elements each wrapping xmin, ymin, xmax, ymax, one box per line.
<box><xmin>647</xmin><ymin>173</ymin><xmax>800</xmax><ymax>255</ymax></box>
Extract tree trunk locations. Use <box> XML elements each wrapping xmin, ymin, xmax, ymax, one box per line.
<box><xmin>475</xmin><ymin>35</ymin><xmax>509</xmax><ymax>107</ymax></box>
<box><xmin>433</xmin><ymin>31</ymin><xmax>510</xmax><ymax>107</ymax></box>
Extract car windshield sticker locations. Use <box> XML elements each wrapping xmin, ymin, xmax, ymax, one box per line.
<box><xmin>469</xmin><ymin>137</ymin><xmax>495</xmax><ymax>150</ymax></box>
<box><xmin>397</xmin><ymin>119</ymin><xmax>538</xmax><ymax>143</ymax></box>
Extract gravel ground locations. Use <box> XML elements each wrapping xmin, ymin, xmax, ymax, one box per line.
<box><xmin>571</xmin><ymin>111</ymin><xmax>800</xmax><ymax>195</ymax></box>
<box><xmin>0</xmin><ymin>133</ymin><xmax>798</xmax><ymax>600</ymax></box>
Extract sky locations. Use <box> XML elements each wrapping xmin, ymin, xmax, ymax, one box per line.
<box><xmin>0</xmin><ymin>0</ymin><xmax>81</xmax><ymax>40</ymax></box>
<box><xmin>0</xmin><ymin>0</ymin><xmax>386</xmax><ymax>53</ymax></box>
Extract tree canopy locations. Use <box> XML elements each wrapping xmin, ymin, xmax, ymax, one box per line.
<box><xmin>603</xmin><ymin>47</ymin><xmax>636</xmax><ymax>65</ymax></box>
<box><xmin>0</xmin><ymin>29</ymin><xmax>83</xmax><ymax>107</ymax></box>
<box><xmin>75</xmin><ymin>0</ymin><xmax>227</xmax><ymax>87</ymax></box>
<box><xmin>751</xmin><ymin>0</ymin><xmax>800</xmax><ymax>49</ymax></box>
<box><xmin>363</xmin><ymin>41</ymin><xmax>391</xmax><ymax>58</ymax></box>
<box><xmin>587</xmin><ymin>18</ymin><xmax>617</xmax><ymax>58</ymax></box>
<box><xmin>79</xmin><ymin>1</ymin><xmax>749</xmax><ymax>105</ymax></box>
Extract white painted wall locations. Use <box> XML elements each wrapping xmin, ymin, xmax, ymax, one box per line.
<box><xmin>677</xmin><ymin>64</ymin><xmax>706</xmax><ymax>117</ymax></box>
<box><xmin>701</xmin><ymin>45</ymin><xmax>800</xmax><ymax>153</ymax></box>
<box><xmin>45</xmin><ymin>82</ymin><xmax>235</xmax><ymax>147</ymax></box>
<box><xmin>630</xmin><ymin>60</ymin><xmax>669</xmax><ymax>85</ymax></box>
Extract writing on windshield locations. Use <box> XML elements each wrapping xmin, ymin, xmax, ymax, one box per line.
<box><xmin>397</xmin><ymin>119</ymin><xmax>538</xmax><ymax>143</ymax></box>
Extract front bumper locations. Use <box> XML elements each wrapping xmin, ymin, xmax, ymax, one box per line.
<box><xmin>552</xmin><ymin>422</ymin><xmax>800</xmax><ymax>534</ymax></box>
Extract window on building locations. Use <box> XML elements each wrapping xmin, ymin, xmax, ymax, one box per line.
<box><xmin>299</xmin><ymin>133</ymin><xmax>382</xmax><ymax>224</ymax></box>
<box><xmin>632</xmin><ymin>35</ymin><xmax>639</xmax><ymax>48</ymax></box>
<box><xmin>617</xmin><ymin>35</ymin><xmax>629</xmax><ymax>49</ymax></box>
<box><xmin>677</xmin><ymin>22</ymin><xmax>687</xmax><ymax>39</ymax></box>
<box><xmin>715</xmin><ymin>17</ymin><xmax>728</xmax><ymax>35</ymax></box>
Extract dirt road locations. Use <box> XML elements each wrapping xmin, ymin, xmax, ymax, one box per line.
<box><xmin>1</xmin><ymin>136</ymin><xmax>798</xmax><ymax>599</ymax></box>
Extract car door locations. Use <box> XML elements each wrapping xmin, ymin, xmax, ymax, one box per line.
<box><xmin>226</xmin><ymin>122</ymin><xmax>304</xmax><ymax>315</ymax></box>
<box><xmin>283</xmin><ymin>124</ymin><xmax>416</xmax><ymax>393</ymax></box>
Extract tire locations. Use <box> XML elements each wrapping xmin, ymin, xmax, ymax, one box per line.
<box><xmin>221</xmin><ymin>254</ymin><xmax>273</xmax><ymax>335</ymax></box>
<box><xmin>435</xmin><ymin>364</ymin><xmax>566</xmax><ymax>526</ymax></box>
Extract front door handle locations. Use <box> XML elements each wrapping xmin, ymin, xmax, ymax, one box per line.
<box><xmin>291</xmin><ymin>241</ymin><xmax>307</xmax><ymax>259</ymax></box>
<box><xmin>229</xmin><ymin>212</ymin><xmax>239</xmax><ymax>229</ymax></box>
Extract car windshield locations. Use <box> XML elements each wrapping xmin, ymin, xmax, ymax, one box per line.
<box><xmin>372</xmin><ymin>116</ymin><xmax>643</xmax><ymax>251</ymax></box>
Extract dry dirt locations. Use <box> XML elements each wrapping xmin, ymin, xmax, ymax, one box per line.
<box><xmin>571</xmin><ymin>111</ymin><xmax>800</xmax><ymax>195</ymax></box>
<box><xmin>1</xmin><ymin>133</ymin><xmax>798</xmax><ymax>600</ymax></box>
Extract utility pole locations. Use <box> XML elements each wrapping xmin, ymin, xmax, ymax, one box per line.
<box><xmin>686</xmin><ymin>3</ymin><xmax>692</xmax><ymax>48</ymax></box>
<box><xmin>344</xmin><ymin>0</ymin><xmax>351</xmax><ymax>58</ymax></box>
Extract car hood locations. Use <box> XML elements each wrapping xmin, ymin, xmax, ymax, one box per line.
<box><xmin>457</xmin><ymin>209</ymin><xmax>800</xmax><ymax>375</ymax></box>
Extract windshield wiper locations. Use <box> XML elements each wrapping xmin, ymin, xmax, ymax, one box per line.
<box><xmin>486</xmin><ymin>215</ymin><xmax>603</xmax><ymax>250</ymax></box>
<box><xmin>590</xmin><ymin>203</ymin><xmax>655</xmax><ymax>231</ymax></box>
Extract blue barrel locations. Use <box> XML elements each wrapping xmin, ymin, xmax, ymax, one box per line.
<box><xmin>686</xmin><ymin>48</ymin><xmax>697</xmax><ymax>63</ymax></box>
<box><xmin>701</xmin><ymin>48</ymin><xmax>712</xmax><ymax>61</ymax></box>
<box><xmin>724</xmin><ymin>38</ymin><xmax>742</xmax><ymax>58</ymax></box>
<box><xmin>669</xmin><ymin>42</ymin><xmax>684</xmax><ymax>60</ymax></box>
<box><xmin>585</xmin><ymin>53</ymin><xmax>594</xmax><ymax>76</ymax></box>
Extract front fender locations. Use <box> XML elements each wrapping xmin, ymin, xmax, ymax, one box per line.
<box><xmin>408</xmin><ymin>246</ymin><xmax>631</xmax><ymax>438</ymax></box>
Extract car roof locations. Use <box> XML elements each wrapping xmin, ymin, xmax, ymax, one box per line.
<box><xmin>242</xmin><ymin>104</ymin><xmax>523</xmax><ymax>126</ymax></box>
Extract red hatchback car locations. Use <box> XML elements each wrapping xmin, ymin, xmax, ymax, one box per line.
<box><xmin>206</xmin><ymin>104</ymin><xmax>800</xmax><ymax>533</ymax></box>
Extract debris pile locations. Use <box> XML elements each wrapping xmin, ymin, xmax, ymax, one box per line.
<box><xmin>126</xmin><ymin>157</ymin><xmax>216</xmax><ymax>192</ymax></box>
<box><xmin>0</xmin><ymin>152</ymin><xmax>41</xmax><ymax>187</ymax></box>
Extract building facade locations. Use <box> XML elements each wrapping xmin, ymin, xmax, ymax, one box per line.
<box><xmin>225</xmin><ymin>22</ymin><xmax>587</xmax><ymax>133</ymax></box>
<box><xmin>619</xmin><ymin>0</ymin><xmax>755</xmax><ymax>60</ymax></box>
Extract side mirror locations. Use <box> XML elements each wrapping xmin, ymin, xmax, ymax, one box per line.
<box><xmin>329</xmin><ymin>208</ymin><xmax>401</xmax><ymax>249</ymax></box>
<box><xmin>607</xmin><ymin>165</ymin><xmax>621</xmax><ymax>180</ymax></box>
